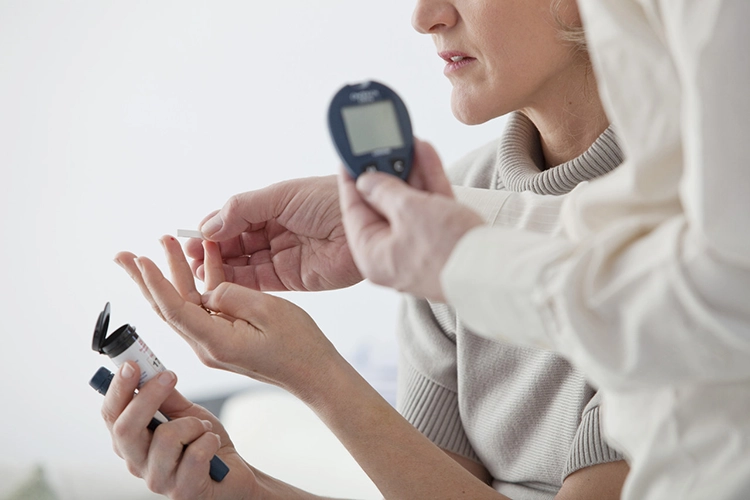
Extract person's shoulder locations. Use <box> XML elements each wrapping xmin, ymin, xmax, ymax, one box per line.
<box><xmin>446</xmin><ymin>138</ymin><xmax>502</xmax><ymax>188</ymax></box>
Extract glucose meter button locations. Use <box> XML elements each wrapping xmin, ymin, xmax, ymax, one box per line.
<box><xmin>392</xmin><ymin>159</ymin><xmax>405</xmax><ymax>173</ymax></box>
<box><xmin>364</xmin><ymin>164</ymin><xmax>378</xmax><ymax>173</ymax></box>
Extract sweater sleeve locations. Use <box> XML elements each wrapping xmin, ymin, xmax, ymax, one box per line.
<box><xmin>562</xmin><ymin>391</ymin><xmax>623</xmax><ymax>480</ymax></box>
<box><xmin>442</xmin><ymin>0</ymin><xmax>750</xmax><ymax>391</ymax></box>
<box><xmin>396</xmin><ymin>296</ymin><xmax>480</xmax><ymax>462</ymax></box>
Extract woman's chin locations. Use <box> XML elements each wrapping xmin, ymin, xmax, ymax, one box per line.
<box><xmin>450</xmin><ymin>93</ymin><xmax>502</xmax><ymax>125</ymax></box>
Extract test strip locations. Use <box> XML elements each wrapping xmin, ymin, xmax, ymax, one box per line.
<box><xmin>177</xmin><ymin>229</ymin><xmax>204</xmax><ymax>239</ymax></box>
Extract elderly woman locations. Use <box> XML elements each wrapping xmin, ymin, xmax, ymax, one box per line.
<box><xmin>104</xmin><ymin>0</ymin><xmax>632</xmax><ymax>498</ymax></box>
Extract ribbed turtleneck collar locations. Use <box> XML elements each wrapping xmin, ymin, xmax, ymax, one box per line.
<box><xmin>496</xmin><ymin>112</ymin><xmax>623</xmax><ymax>195</ymax></box>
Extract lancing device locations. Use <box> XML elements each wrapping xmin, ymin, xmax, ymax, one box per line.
<box><xmin>328</xmin><ymin>80</ymin><xmax>414</xmax><ymax>181</ymax></box>
<box><xmin>91</xmin><ymin>302</ymin><xmax>229</xmax><ymax>482</ymax></box>
<box><xmin>89</xmin><ymin>367</ymin><xmax>229</xmax><ymax>482</ymax></box>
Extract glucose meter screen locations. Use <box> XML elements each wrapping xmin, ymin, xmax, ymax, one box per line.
<box><xmin>342</xmin><ymin>100</ymin><xmax>404</xmax><ymax>156</ymax></box>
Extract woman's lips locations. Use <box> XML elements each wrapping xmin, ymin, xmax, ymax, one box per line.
<box><xmin>439</xmin><ymin>51</ymin><xmax>476</xmax><ymax>74</ymax></box>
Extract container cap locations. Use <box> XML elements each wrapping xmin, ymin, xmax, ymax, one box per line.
<box><xmin>92</xmin><ymin>302</ymin><xmax>112</xmax><ymax>353</ymax></box>
<box><xmin>89</xmin><ymin>366</ymin><xmax>114</xmax><ymax>395</ymax></box>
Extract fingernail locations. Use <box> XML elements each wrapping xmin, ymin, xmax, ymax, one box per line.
<box><xmin>200</xmin><ymin>215</ymin><xmax>223</xmax><ymax>237</ymax></box>
<box><xmin>158</xmin><ymin>371</ymin><xmax>176</xmax><ymax>386</ymax></box>
<box><xmin>113</xmin><ymin>257</ymin><xmax>122</xmax><ymax>268</ymax></box>
<box><xmin>202</xmin><ymin>420</ymin><xmax>213</xmax><ymax>432</ymax></box>
<box><xmin>120</xmin><ymin>362</ymin><xmax>135</xmax><ymax>379</ymax></box>
<box><xmin>134</xmin><ymin>258</ymin><xmax>144</xmax><ymax>273</ymax></box>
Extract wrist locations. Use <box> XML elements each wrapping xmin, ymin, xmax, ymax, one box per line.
<box><xmin>282</xmin><ymin>348</ymin><xmax>354</xmax><ymax>408</ymax></box>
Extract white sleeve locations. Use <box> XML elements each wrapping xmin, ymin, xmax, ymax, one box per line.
<box><xmin>442</xmin><ymin>0</ymin><xmax>750</xmax><ymax>391</ymax></box>
<box><xmin>453</xmin><ymin>184</ymin><xmax>569</xmax><ymax>234</ymax></box>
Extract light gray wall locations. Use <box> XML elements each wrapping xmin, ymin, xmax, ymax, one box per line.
<box><xmin>0</xmin><ymin>0</ymin><xmax>503</xmax><ymax>468</ymax></box>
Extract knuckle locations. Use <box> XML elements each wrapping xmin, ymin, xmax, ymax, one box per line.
<box><xmin>211</xmin><ymin>281</ymin><xmax>233</xmax><ymax>304</ymax></box>
<box><xmin>100</xmin><ymin>405</ymin><xmax>116</xmax><ymax>426</ymax></box>
<box><xmin>161</xmin><ymin>307</ymin><xmax>181</xmax><ymax>327</ymax></box>
<box><xmin>148</xmin><ymin>301</ymin><xmax>165</xmax><ymax>321</ymax></box>
<box><xmin>151</xmin><ymin>421</ymin><xmax>178</xmax><ymax>445</ymax></box>
<box><xmin>395</xmin><ymin>192</ymin><xmax>418</xmax><ymax>213</ymax></box>
<box><xmin>184</xmin><ymin>443</ymin><xmax>213</xmax><ymax>469</ymax></box>
<box><xmin>224</xmin><ymin>194</ymin><xmax>243</xmax><ymax>218</ymax></box>
<box><xmin>144</xmin><ymin>473</ymin><xmax>167</xmax><ymax>494</ymax></box>
<box><xmin>111</xmin><ymin>419</ymin><xmax>132</xmax><ymax>442</ymax></box>
<box><xmin>172</xmin><ymin>485</ymin><xmax>194</xmax><ymax>500</ymax></box>
<box><xmin>125</xmin><ymin>460</ymin><xmax>144</xmax><ymax>479</ymax></box>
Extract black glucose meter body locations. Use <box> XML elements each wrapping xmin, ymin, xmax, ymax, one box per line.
<box><xmin>328</xmin><ymin>80</ymin><xmax>414</xmax><ymax>181</ymax></box>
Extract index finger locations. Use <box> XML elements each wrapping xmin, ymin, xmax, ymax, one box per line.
<box><xmin>101</xmin><ymin>362</ymin><xmax>142</xmax><ymax>431</ymax></box>
<box><xmin>202</xmin><ymin>240</ymin><xmax>227</xmax><ymax>292</ymax></box>
<box><xmin>134</xmin><ymin>256</ymin><xmax>229</xmax><ymax>347</ymax></box>
<box><xmin>160</xmin><ymin>235</ymin><xmax>201</xmax><ymax>304</ymax></box>
<box><xmin>199</xmin><ymin>188</ymin><xmax>288</xmax><ymax>241</ymax></box>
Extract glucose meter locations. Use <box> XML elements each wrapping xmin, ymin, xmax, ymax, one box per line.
<box><xmin>328</xmin><ymin>80</ymin><xmax>414</xmax><ymax>180</ymax></box>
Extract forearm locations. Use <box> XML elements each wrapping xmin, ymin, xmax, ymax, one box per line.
<box><xmin>251</xmin><ymin>465</ymin><xmax>342</xmax><ymax>500</ymax></box>
<box><xmin>297</xmin><ymin>355</ymin><xmax>504</xmax><ymax>500</ymax></box>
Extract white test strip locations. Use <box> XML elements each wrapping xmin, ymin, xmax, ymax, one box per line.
<box><xmin>177</xmin><ymin>229</ymin><xmax>204</xmax><ymax>239</ymax></box>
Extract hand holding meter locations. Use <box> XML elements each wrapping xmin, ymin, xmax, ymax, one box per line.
<box><xmin>328</xmin><ymin>80</ymin><xmax>414</xmax><ymax>180</ymax></box>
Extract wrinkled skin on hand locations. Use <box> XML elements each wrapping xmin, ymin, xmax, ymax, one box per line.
<box><xmin>100</xmin><ymin>362</ymin><xmax>267</xmax><ymax>500</ymax></box>
<box><xmin>115</xmin><ymin>236</ymin><xmax>341</xmax><ymax>398</ymax></box>
<box><xmin>337</xmin><ymin>139</ymin><xmax>484</xmax><ymax>302</ymax></box>
<box><xmin>185</xmin><ymin>176</ymin><xmax>363</xmax><ymax>292</ymax></box>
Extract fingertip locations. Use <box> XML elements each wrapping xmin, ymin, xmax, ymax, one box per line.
<box><xmin>114</xmin><ymin>251</ymin><xmax>136</xmax><ymax>265</ymax></box>
<box><xmin>354</xmin><ymin>172</ymin><xmax>374</xmax><ymax>196</ymax></box>
<box><xmin>356</xmin><ymin>171</ymin><xmax>403</xmax><ymax>199</ymax></box>
<box><xmin>198</xmin><ymin>209</ymin><xmax>221</xmax><ymax>230</ymax></box>
<box><xmin>194</xmin><ymin>263</ymin><xmax>205</xmax><ymax>281</ymax></box>
<box><xmin>157</xmin><ymin>370</ymin><xmax>177</xmax><ymax>387</ymax></box>
<box><xmin>200</xmin><ymin>214</ymin><xmax>224</xmax><ymax>238</ymax></box>
<box><xmin>106</xmin><ymin>361</ymin><xmax>140</xmax><ymax>405</ymax></box>
<box><xmin>183</xmin><ymin>237</ymin><xmax>205</xmax><ymax>259</ymax></box>
<box><xmin>161</xmin><ymin>235</ymin><xmax>185</xmax><ymax>256</ymax></box>
<box><xmin>119</xmin><ymin>361</ymin><xmax>136</xmax><ymax>380</ymax></box>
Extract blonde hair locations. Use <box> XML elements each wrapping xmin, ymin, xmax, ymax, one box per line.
<box><xmin>550</xmin><ymin>0</ymin><xmax>587</xmax><ymax>52</ymax></box>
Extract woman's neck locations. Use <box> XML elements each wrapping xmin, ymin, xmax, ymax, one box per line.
<box><xmin>520</xmin><ymin>62</ymin><xmax>609</xmax><ymax>169</ymax></box>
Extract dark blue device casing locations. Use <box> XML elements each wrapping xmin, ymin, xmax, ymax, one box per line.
<box><xmin>328</xmin><ymin>80</ymin><xmax>414</xmax><ymax>181</ymax></box>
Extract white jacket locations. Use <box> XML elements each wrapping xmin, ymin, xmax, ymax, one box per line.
<box><xmin>446</xmin><ymin>1</ymin><xmax>750</xmax><ymax>498</ymax></box>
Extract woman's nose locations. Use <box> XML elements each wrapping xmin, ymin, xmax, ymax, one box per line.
<box><xmin>412</xmin><ymin>0</ymin><xmax>458</xmax><ymax>34</ymax></box>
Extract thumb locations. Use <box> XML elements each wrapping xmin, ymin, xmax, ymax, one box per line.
<box><xmin>355</xmin><ymin>172</ymin><xmax>423</xmax><ymax>224</ymax></box>
<box><xmin>201</xmin><ymin>282</ymin><xmax>279</xmax><ymax>330</ymax></box>
<box><xmin>199</xmin><ymin>186</ymin><xmax>288</xmax><ymax>240</ymax></box>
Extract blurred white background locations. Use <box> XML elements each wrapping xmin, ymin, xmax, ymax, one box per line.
<box><xmin>0</xmin><ymin>0</ymin><xmax>503</xmax><ymax>489</ymax></box>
